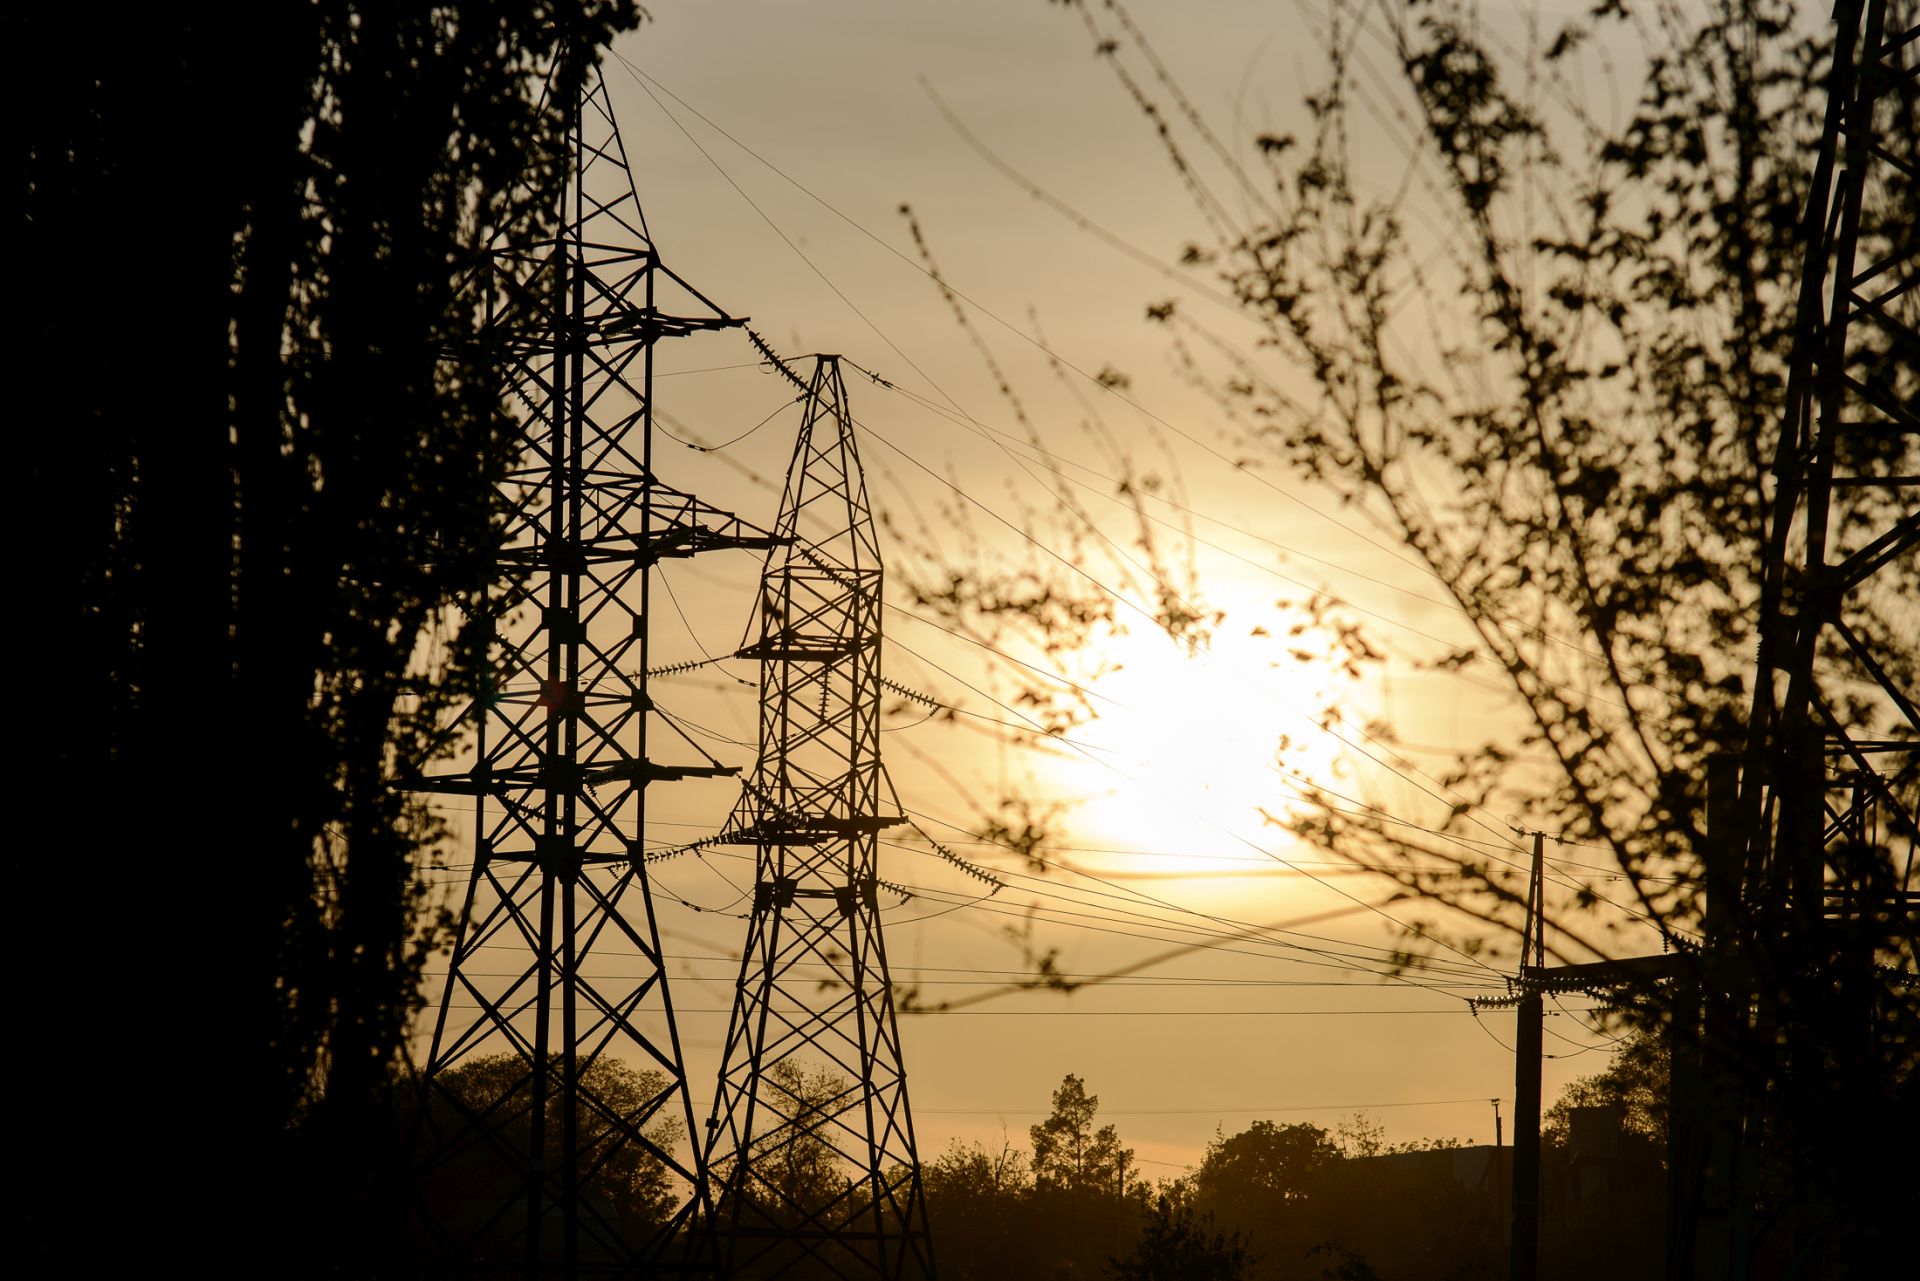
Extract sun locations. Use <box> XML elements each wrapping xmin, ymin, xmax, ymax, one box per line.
<box><xmin>1038</xmin><ymin>619</ymin><xmax>1352</xmax><ymax>881</ymax></box>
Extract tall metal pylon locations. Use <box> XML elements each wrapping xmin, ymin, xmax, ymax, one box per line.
<box><xmin>697</xmin><ymin>355</ymin><xmax>936</xmax><ymax>1280</ymax></box>
<box><xmin>1708</xmin><ymin>0</ymin><xmax>1917</xmax><ymax>1271</ymax></box>
<box><xmin>408</xmin><ymin>63</ymin><xmax>779</xmax><ymax>1277</ymax></box>
<box><xmin>1743</xmin><ymin>0</ymin><xmax>1916</xmax><ymax>989</ymax></box>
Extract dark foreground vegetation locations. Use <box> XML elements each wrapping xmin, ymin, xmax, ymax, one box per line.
<box><xmin>17</xmin><ymin>3</ymin><xmax>645</xmax><ymax>1273</ymax></box>
<box><xmin>925</xmin><ymin>1066</ymin><xmax>1663</xmax><ymax>1281</ymax></box>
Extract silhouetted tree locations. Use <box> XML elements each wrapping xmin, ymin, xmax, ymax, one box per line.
<box><xmin>928</xmin><ymin>1131</ymin><xmax>1032</xmax><ymax>1203</ymax></box>
<box><xmin>709</xmin><ymin>1055</ymin><xmax>882</xmax><ymax>1270</ymax></box>
<box><xmin>1109</xmin><ymin>1192</ymin><xmax>1253</xmax><ymax>1281</ymax></box>
<box><xmin>1032</xmin><ymin>1073</ymin><xmax>1137</xmax><ymax>1198</ymax></box>
<box><xmin>1534</xmin><ymin>1031</ymin><xmax>1670</xmax><ymax>1280</ymax></box>
<box><xmin>916</xmin><ymin>1078</ymin><xmax>1511</xmax><ymax>1280</ymax></box>
<box><xmin>745</xmin><ymin>1059</ymin><xmax>864</xmax><ymax>1219</ymax></box>
<box><xmin>1193</xmin><ymin>1120</ymin><xmax>1340</xmax><ymax>1225</ymax></box>
<box><xmin>1059</xmin><ymin>0</ymin><xmax>1916</xmax><ymax>966</ymax></box>
<box><xmin>1051</xmin><ymin>1</ymin><xmax>1915</xmax><ymax>1270</ymax></box>
<box><xmin>924</xmin><ymin>1133</ymin><xmax>1038</xmax><ymax>1279</ymax></box>
<box><xmin>1545</xmin><ymin>1027</ymin><xmax>1669</xmax><ymax>1153</ymax></box>
<box><xmin>424</xmin><ymin>1053</ymin><xmax>685</xmax><ymax>1229</ymax></box>
<box><xmin>18</xmin><ymin>3</ymin><xmax>641</xmax><ymax>1272</ymax></box>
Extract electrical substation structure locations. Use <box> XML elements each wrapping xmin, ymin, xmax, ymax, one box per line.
<box><xmin>693</xmin><ymin>354</ymin><xmax>937</xmax><ymax>1280</ymax></box>
<box><xmin>1489</xmin><ymin>5</ymin><xmax>1916</xmax><ymax>1278</ymax></box>
<box><xmin>409</xmin><ymin>66</ymin><xmax>781</xmax><ymax>1277</ymax></box>
<box><xmin>1709</xmin><ymin>0</ymin><xmax>1917</xmax><ymax>1270</ymax></box>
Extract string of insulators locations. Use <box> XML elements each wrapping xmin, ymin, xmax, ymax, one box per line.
<box><xmin>646</xmin><ymin>656</ymin><xmax>723</xmax><ymax>678</ymax></box>
<box><xmin>880</xmin><ymin>676</ymin><xmax>942</xmax><ymax>710</ymax></box>
<box><xmin>638</xmin><ymin>830</ymin><xmax>736</xmax><ymax>866</ymax></box>
<box><xmin>876</xmin><ymin>878</ymin><xmax>915</xmax><ymax>902</ymax></box>
<box><xmin>506</xmin><ymin>377</ymin><xmax>544</xmax><ymax>420</ymax></box>
<box><xmin>745</xmin><ymin>326</ymin><xmax>809</xmax><ymax>392</ymax></box>
<box><xmin>910</xmin><ymin>822</ymin><xmax>1005</xmax><ymax>892</ymax></box>
<box><xmin>794</xmin><ymin>541</ymin><xmax>864</xmax><ymax>593</ymax></box>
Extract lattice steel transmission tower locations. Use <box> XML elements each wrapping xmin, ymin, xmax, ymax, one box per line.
<box><xmin>697</xmin><ymin>355</ymin><xmax>936</xmax><ymax>1280</ymax></box>
<box><xmin>1707</xmin><ymin>0</ymin><xmax>1917</xmax><ymax>1270</ymax></box>
<box><xmin>409</xmin><ymin>65</ymin><xmax>777</xmax><ymax>1277</ymax></box>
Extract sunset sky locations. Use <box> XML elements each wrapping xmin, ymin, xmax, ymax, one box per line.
<box><xmin>421</xmin><ymin>0</ymin><xmax>1669</xmax><ymax>1177</ymax></box>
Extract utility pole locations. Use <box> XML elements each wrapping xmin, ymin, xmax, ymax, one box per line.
<box><xmin>407</xmin><ymin>61</ymin><xmax>778</xmax><ymax>1277</ymax></box>
<box><xmin>696</xmin><ymin>355</ymin><xmax>936</xmax><ymax>1279</ymax></box>
<box><xmin>1508</xmin><ymin>830</ymin><xmax>1546</xmax><ymax>1281</ymax></box>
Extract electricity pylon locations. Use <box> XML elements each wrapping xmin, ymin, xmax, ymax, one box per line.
<box><xmin>1704</xmin><ymin>0</ymin><xmax>1917</xmax><ymax>1272</ymax></box>
<box><xmin>1741</xmin><ymin>0</ymin><xmax>1916</xmax><ymax>971</ymax></box>
<box><xmin>697</xmin><ymin>355</ymin><xmax>936</xmax><ymax>1279</ymax></box>
<box><xmin>408</xmin><ymin>64</ymin><xmax>778</xmax><ymax>1277</ymax></box>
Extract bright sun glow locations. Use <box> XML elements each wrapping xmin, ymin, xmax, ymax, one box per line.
<box><xmin>1041</xmin><ymin>620</ymin><xmax>1357</xmax><ymax>881</ymax></box>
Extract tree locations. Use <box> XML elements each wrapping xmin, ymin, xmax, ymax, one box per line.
<box><xmin>1537</xmin><ymin>1031</ymin><xmax>1670</xmax><ymax>1281</ymax></box>
<box><xmin>1031</xmin><ymin>1073</ymin><xmax>1137</xmax><ymax>1198</ymax></box>
<box><xmin>716</xmin><ymin>1059</ymin><xmax>865</xmax><ymax>1223</ymax></box>
<box><xmin>927</xmin><ymin>1131</ymin><xmax>1032</xmax><ymax>1203</ymax></box>
<box><xmin>421</xmin><ymin>1053</ymin><xmax>685</xmax><ymax>1232</ymax></box>
<box><xmin>754</xmin><ymin>1059</ymin><xmax>863</xmax><ymax>1217</ymax></box>
<box><xmin>1192</xmin><ymin>1120</ymin><xmax>1340</xmax><ymax>1228</ymax></box>
<box><xmin>1061</xmin><ymin>0</ymin><xmax>1916</xmax><ymax>955</ymax></box>
<box><xmin>1051</xmin><ymin>0</ymin><xmax>1914</xmax><ymax>1270</ymax></box>
<box><xmin>924</xmin><ymin>1133</ymin><xmax>1038</xmax><ymax>1280</ymax></box>
<box><xmin>1108</xmin><ymin>1193</ymin><xmax>1252</xmax><ymax>1281</ymax></box>
<box><xmin>17</xmin><ymin>2</ymin><xmax>642</xmax><ymax>1270</ymax></box>
<box><xmin>1545</xmin><ymin>1027</ymin><xmax>1669</xmax><ymax>1153</ymax></box>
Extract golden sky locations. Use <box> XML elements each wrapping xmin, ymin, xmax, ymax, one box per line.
<box><xmin>421</xmin><ymin>0</ymin><xmax>1667</xmax><ymax>1177</ymax></box>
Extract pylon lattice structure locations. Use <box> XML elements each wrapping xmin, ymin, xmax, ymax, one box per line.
<box><xmin>410</xmin><ymin>65</ymin><xmax>778</xmax><ymax>1277</ymax></box>
<box><xmin>1742</xmin><ymin>0</ymin><xmax>1917</xmax><ymax>962</ymax></box>
<box><xmin>698</xmin><ymin>356</ymin><xmax>936</xmax><ymax>1280</ymax></box>
<box><xmin>1712</xmin><ymin>0</ymin><xmax>1917</xmax><ymax>1268</ymax></box>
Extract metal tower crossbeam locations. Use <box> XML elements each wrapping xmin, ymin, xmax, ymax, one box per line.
<box><xmin>408</xmin><ymin>65</ymin><xmax>778</xmax><ymax>1278</ymax></box>
<box><xmin>1744</xmin><ymin>0</ymin><xmax>1918</xmax><ymax>937</ymax></box>
<box><xmin>700</xmin><ymin>356</ymin><xmax>936</xmax><ymax>1280</ymax></box>
<box><xmin>1698</xmin><ymin>1</ymin><xmax>1917</xmax><ymax>1273</ymax></box>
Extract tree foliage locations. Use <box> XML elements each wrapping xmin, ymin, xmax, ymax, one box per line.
<box><xmin>426</xmin><ymin>1053</ymin><xmax>684</xmax><ymax>1228</ymax></box>
<box><xmin>19</xmin><ymin>1</ymin><xmax>641</xmax><ymax>1269</ymax></box>
<box><xmin>727</xmin><ymin>1058</ymin><xmax>865</xmax><ymax>1219</ymax></box>
<box><xmin>1046</xmin><ymin>0</ymin><xmax>1915</xmax><ymax>1266</ymax></box>
<box><xmin>1046</xmin><ymin>0</ymin><xmax>1920</xmax><ymax>935</ymax></box>
<box><xmin>1545</xmin><ymin>1026</ymin><xmax>1669</xmax><ymax>1152</ymax></box>
<box><xmin>1109</xmin><ymin>1193</ymin><xmax>1253</xmax><ymax>1281</ymax></box>
<box><xmin>1032</xmin><ymin>1072</ymin><xmax>1138</xmax><ymax>1197</ymax></box>
<box><xmin>919</xmin><ymin>1079</ymin><xmax>1549</xmax><ymax>1281</ymax></box>
<box><xmin>928</xmin><ymin>1130</ymin><xmax>1033</xmax><ymax>1202</ymax></box>
<box><xmin>1105</xmin><ymin>0</ymin><xmax>1910</xmax><ymax>951</ymax></box>
<box><xmin>1193</xmin><ymin>1120</ymin><xmax>1341</xmax><ymax>1228</ymax></box>
<box><xmin>924</xmin><ymin>1134</ymin><xmax>1047</xmax><ymax>1279</ymax></box>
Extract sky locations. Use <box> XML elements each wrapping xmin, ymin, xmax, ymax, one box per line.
<box><xmin>420</xmin><ymin>0</ymin><xmax>1668</xmax><ymax>1179</ymax></box>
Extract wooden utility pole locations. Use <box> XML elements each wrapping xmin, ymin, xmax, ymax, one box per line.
<box><xmin>1508</xmin><ymin>830</ymin><xmax>1546</xmax><ymax>1281</ymax></box>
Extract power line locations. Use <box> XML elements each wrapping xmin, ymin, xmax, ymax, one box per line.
<box><xmin>922</xmin><ymin>1096</ymin><xmax>1502</xmax><ymax>1117</ymax></box>
<box><xmin>614</xmin><ymin>55</ymin><xmax>1459</xmax><ymax>589</ymax></box>
<box><xmin>617</xmin><ymin>68</ymin><xmax>1657</xmax><ymax>958</ymax></box>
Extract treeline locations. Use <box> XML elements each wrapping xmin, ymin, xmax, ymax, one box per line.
<box><xmin>925</xmin><ymin>1068</ymin><xmax>1665</xmax><ymax>1281</ymax></box>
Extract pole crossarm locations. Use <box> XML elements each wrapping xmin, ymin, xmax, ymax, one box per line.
<box><xmin>1516</xmin><ymin>954</ymin><xmax>1683</xmax><ymax>997</ymax></box>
